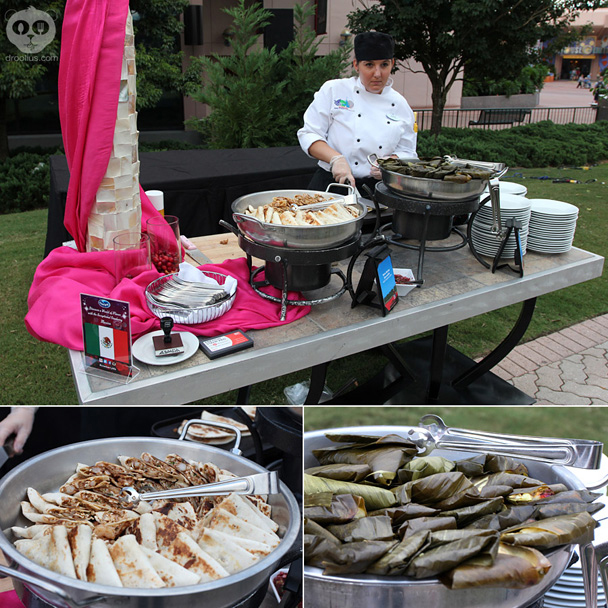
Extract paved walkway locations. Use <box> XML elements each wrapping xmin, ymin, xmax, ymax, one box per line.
<box><xmin>489</xmin><ymin>314</ymin><xmax>608</xmax><ymax>404</ymax></box>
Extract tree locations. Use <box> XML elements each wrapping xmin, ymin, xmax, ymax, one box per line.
<box><xmin>347</xmin><ymin>0</ymin><xmax>607</xmax><ymax>135</ymax></box>
<box><xmin>188</xmin><ymin>0</ymin><xmax>352</xmax><ymax>148</ymax></box>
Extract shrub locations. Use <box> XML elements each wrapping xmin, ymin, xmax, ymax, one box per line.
<box><xmin>0</xmin><ymin>152</ymin><xmax>53</xmax><ymax>214</ymax></box>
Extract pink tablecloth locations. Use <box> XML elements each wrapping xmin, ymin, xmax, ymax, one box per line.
<box><xmin>0</xmin><ymin>590</ymin><xmax>24</xmax><ymax>608</ymax></box>
<box><xmin>25</xmin><ymin>248</ymin><xmax>311</xmax><ymax>351</ymax></box>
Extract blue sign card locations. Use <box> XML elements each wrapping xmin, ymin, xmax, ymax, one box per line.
<box><xmin>376</xmin><ymin>254</ymin><xmax>398</xmax><ymax>313</ymax></box>
<box><xmin>81</xmin><ymin>294</ymin><xmax>133</xmax><ymax>377</ymax></box>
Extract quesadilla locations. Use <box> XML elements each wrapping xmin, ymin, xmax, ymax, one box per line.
<box><xmin>164</xmin><ymin>454</ymin><xmax>208</xmax><ymax>486</ymax></box>
<box><xmin>177</xmin><ymin>420</ymin><xmax>235</xmax><ymax>445</ymax></box>
<box><xmin>93</xmin><ymin>509</ymin><xmax>139</xmax><ymax>540</ymax></box>
<box><xmin>87</xmin><ymin>538</ymin><xmax>123</xmax><ymax>587</ymax></box>
<box><xmin>198</xmin><ymin>528</ymin><xmax>259</xmax><ymax>573</ymax></box>
<box><xmin>153</xmin><ymin>500</ymin><xmax>198</xmax><ymax>531</ymax></box>
<box><xmin>204</xmin><ymin>507</ymin><xmax>280</xmax><ymax>547</ymax></box>
<box><xmin>109</xmin><ymin>535</ymin><xmax>166</xmax><ymax>588</ymax></box>
<box><xmin>128</xmin><ymin>512</ymin><xmax>157</xmax><ymax>551</ymax></box>
<box><xmin>199</xmin><ymin>528</ymin><xmax>272</xmax><ymax>558</ymax></box>
<box><xmin>15</xmin><ymin>525</ymin><xmax>77</xmax><ymax>579</ymax></box>
<box><xmin>160</xmin><ymin>532</ymin><xmax>229</xmax><ymax>582</ymax></box>
<box><xmin>201</xmin><ymin>411</ymin><xmax>251</xmax><ymax>436</ymax></box>
<box><xmin>139</xmin><ymin>545</ymin><xmax>201</xmax><ymax>587</ymax></box>
<box><xmin>218</xmin><ymin>494</ymin><xmax>278</xmax><ymax>533</ymax></box>
<box><xmin>154</xmin><ymin>512</ymin><xmax>195</xmax><ymax>549</ymax></box>
<box><xmin>68</xmin><ymin>524</ymin><xmax>92</xmax><ymax>581</ymax></box>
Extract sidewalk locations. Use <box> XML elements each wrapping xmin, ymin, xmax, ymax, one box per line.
<box><xmin>489</xmin><ymin>314</ymin><xmax>608</xmax><ymax>404</ymax></box>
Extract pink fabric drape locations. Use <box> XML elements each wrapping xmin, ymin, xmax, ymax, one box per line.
<box><xmin>58</xmin><ymin>0</ymin><xmax>159</xmax><ymax>249</ymax></box>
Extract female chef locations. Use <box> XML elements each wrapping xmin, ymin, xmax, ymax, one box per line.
<box><xmin>297</xmin><ymin>31</ymin><xmax>418</xmax><ymax>192</ymax></box>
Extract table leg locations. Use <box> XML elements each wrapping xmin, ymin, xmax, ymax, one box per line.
<box><xmin>428</xmin><ymin>325</ymin><xmax>449</xmax><ymax>401</ymax></box>
<box><xmin>452</xmin><ymin>297</ymin><xmax>537</xmax><ymax>389</ymax></box>
<box><xmin>305</xmin><ymin>362</ymin><xmax>330</xmax><ymax>404</ymax></box>
<box><xmin>236</xmin><ymin>385</ymin><xmax>251</xmax><ymax>404</ymax></box>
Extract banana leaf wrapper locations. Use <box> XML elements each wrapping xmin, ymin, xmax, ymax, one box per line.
<box><xmin>405</xmin><ymin>531</ymin><xmax>500</xmax><ymax>579</ymax></box>
<box><xmin>428</xmin><ymin>528</ymin><xmax>499</xmax><ymax>547</ymax></box>
<box><xmin>440</xmin><ymin>543</ymin><xmax>552</xmax><ymax>590</ymax></box>
<box><xmin>313</xmin><ymin>440</ymin><xmax>418</xmax><ymax>486</ymax></box>
<box><xmin>368</xmin><ymin>503</ymin><xmax>440</xmax><ymax>526</ymax></box>
<box><xmin>304</xmin><ymin>493</ymin><xmax>366</xmax><ymax>524</ymax></box>
<box><xmin>440</xmin><ymin>497</ymin><xmax>505</xmax><ymax>527</ymax></box>
<box><xmin>304</xmin><ymin>492</ymin><xmax>333</xmax><ymax>508</ymax></box>
<box><xmin>506</xmin><ymin>484</ymin><xmax>568</xmax><ymax>504</ymax></box>
<box><xmin>472</xmin><ymin>472</ymin><xmax>545</xmax><ymax>491</ymax></box>
<box><xmin>327</xmin><ymin>515</ymin><xmax>395</xmax><ymax>543</ymax></box>
<box><xmin>366</xmin><ymin>530</ymin><xmax>430</xmax><ymax>576</ymax></box>
<box><xmin>516</xmin><ymin>489</ymin><xmax>601</xmax><ymax>506</ymax></box>
<box><xmin>305</xmin><ymin>463</ymin><xmax>372</xmax><ymax>483</ymax></box>
<box><xmin>536</xmin><ymin>500</ymin><xmax>604</xmax><ymax>519</ymax></box>
<box><xmin>304</xmin><ymin>474</ymin><xmax>397</xmax><ymax>511</ymax></box>
<box><xmin>304</xmin><ymin>518</ymin><xmax>342</xmax><ymax>546</ymax></box>
<box><xmin>305</xmin><ymin>534</ymin><xmax>341</xmax><ymax>568</ymax></box>
<box><xmin>394</xmin><ymin>471</ymin><xmax>474</xmax><ymax>505</ymax></box>
<box><xmin>453</xmin><ymin>454</ymin><xmax>487</xmax><ymax>478</ymax></box>
<box><xmin>433</xmin><ymin>484</ymin><xmax>512</xmax><ymax>511</ymax></box>
<box><xmin>397</xmin><ymin>456</ymin><xmax>455</xmax><ymax>483</ymax></box>
<box><xmin>484</xmin><ymin>454</ymin><xmax>529</xmax><ymax>476</ymax></box>
<box><xmin>398</xmin><ymin>516</ymin><xmax>457</xmax><ymax>539</ymax></box>
<box><xmin>320</xmin><ymin>540</ymin><xmax>399</xmax><ymax>575</ymax></box>
<box><xmin>465</xmin><ymin>505</ymin><xmax>539</xmax><ymax>532</ymax></box>
<box><xmin>501</xmin><ymin>511</ymin><xmax>597</xmax><ymax>548</ymax></box>
<box><xmin>324</xmin><ymin>433</ymin><xmax>416</xmax><ymax>447</ymax></box>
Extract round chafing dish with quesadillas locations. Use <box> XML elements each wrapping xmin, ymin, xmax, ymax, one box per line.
<box><xmin>304</xmin><ymin>423</ymin><xmax>607</xmax><ymax>608</ymax></box>
<box><xmin>230</xmin><ymin>186</ymin><xmax>368</xmax><ymax>250</ymax></box>
<box><xmin>0</xmin><ymin>435</ymin><xmax>300</xmax><ymax>608</ymax></box>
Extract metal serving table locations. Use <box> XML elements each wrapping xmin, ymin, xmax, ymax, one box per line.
<box><xmin>67</xmin><ymin>232</ymin><xmax>604</xmax><ymax>405</ymax></box>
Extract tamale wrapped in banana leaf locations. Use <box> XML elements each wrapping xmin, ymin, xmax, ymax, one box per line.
<box><xmin>440</xmin><ymin>497</ymin><xmax>505</xmax><ymax>526</ymax></box>
<box><xmin>394</xmin><ymin>472</ymin><xmax>474</xmax><ymax>505</ymax></box>
<box><xmin>405</xmin><ymin>531</ymin><xmax>500</xmax><ymax>578</ymax></box>
<box><xmin>305</xmin><ymin>535</ymin><xmax>341</xmax><ymax>568</ymax></box>
<box><xmin>397</xmin><ymin>456</ymin><xmax>455</xmax><ymax>482</ymax></box>
<box><xmin>368</xmin><ymin>503</ymin><xmax>440</xmax><ymax>525</ymax></box>
<box><xmin>304</xmin><ymin>474</ymin><xmax>397</xmax><ymax>510</ymax></box>
<box><xmin>433</xmin><ymin>485</ymin><xmax>511</xmax><ymax>511</ymax></box>
<box><xmin>304</xmin><ymin>493</ymin><xmax>366</xmax><ymax>524</ymax></box>
<box><xmin>506</xmin><ymin>484</ymin><xmax>568</xmax><ymax>504</ymax></box>
<box><xmin>472</xmin><ymin>472</ymin><xmax>544</xmax><ymax>491</ymax></box>
<box><xmin>304</xmin><ymin>492</ymin><xmax>333</xmax><ymax>507</ymax></box>
<box><xmin>327</xmin><ymin>516</ymin><xmax>394</xmax><ymax>543</ymax></box>
<box><xmin>501</xmin><ymin>511</ymin><xmax>597</xmax><ymax>548</ymax></box>
<box><xmin>313</xmin><ymin>434</ymin><xmax>418</xmax><ymax>486</ymax></box>
<box><xmin>441</xmin><ymin>543</ymin><xmax>552</xmax><ymax>590</ymax></box>
<box><xmin>484</xmin><ymin>454</ymin><xmax>529</xmax><ymax>476</ymax></box>
<box><xmin>324</xmin><ymin>433</ymin><xmax>415</xmax><ymax>446</ymax></box>
<box><xmin>536</xmin><ymin>500</ymin><xmax>604</xmax><ymax>519</ymax></box>
<box><xmin>519</xmin><ymin>489</ymin><xmax>601</xmax><ymax>506</ymax></box>
<box><xmin>304</xmin><ymin>518</ymin><xmax>341</xmax><ymax>545</ymax></box>
<box><xmin>398</xmin><ymin>516</ymin><xmax>457</xmax><ymax>539</ymax></box>
<box><xmin>305</xmin><ymin>463</ymin><xmax>372</xmax><ymax>483</ymax></box>
<box><xmin>320</xmin><ymin>540</ymin><xmax>399</xmax><ymax>575</ymax></box>
<box><xmin>367</xmin><ymin>530</ymin><xmax>430</xmax><ymax>575</ymax></box>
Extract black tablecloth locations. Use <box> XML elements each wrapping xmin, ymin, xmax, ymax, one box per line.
<box><xmin>45</xmin><ymin>146</ymin><xmax>319</xmax><ymax>255</ymax></box>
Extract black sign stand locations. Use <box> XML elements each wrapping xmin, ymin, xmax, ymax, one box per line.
<box><xmin>352</xmin><ymin>244</ymin><xmax>398</xmax><ymax>316</ymax></box>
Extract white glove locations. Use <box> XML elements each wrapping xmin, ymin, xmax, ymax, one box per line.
<box><xmin>330</xmin><ymin>155</ymin><xmax>355</xmax><ymax>186</ymax></box>
<box><xmin>0</xmin><ymin>407</ymin><xmax>37</xmax><ymax>454</ymax></box>
<box><xmin>370</xmin><ymin>165</ymin><xmax>382</xmax><ymax>180</ymax></box>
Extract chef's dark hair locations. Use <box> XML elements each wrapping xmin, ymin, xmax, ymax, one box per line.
<box><xmin>354</xmin><ymin>31</ymin><xmax>395</xmax><ymax>61</ymax></box>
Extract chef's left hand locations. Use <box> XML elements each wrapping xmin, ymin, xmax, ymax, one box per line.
<box><xmin>370</xmin><ymin>155</ymin><xmax>398</xmax><ymax>180</ymax></box>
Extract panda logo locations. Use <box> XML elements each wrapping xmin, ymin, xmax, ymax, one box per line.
<box><xmin>6</xmin><ymin>7</ymin><xmax>56</xmax><ymax>54</ymax></box>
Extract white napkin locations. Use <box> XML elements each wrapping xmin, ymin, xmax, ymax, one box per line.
<box><xmin>177</xmin><ymin>262</ymin><xmax>237</xmax><ymax>296</ymax></box>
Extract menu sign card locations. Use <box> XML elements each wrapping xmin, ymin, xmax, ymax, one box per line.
<box><xmin>81</xmin><ymin>294</ymin><xmax>132</xmax><ymax>377</ymax></box>
<box><xmin>377</xmin><ymin>254</ymin><xmax>398</xmax><ymax>313</ymax></box>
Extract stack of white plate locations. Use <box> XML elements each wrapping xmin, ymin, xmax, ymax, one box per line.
<box><xmin>527</xmin><ymin>199</ymin><xmax>579</xmax><ymax>254</ymax></box>
<box><xmin>482</xmin><ymin>180</ymin><xmax>528</xmax><ymax>197</ymax></box>
<box><xmin>544</xmin><ymin>494</ymin><xmax>608</xmax><ymax>608</ymax></box>
<box><xmin>471</xmin><ymin>193</ymin><xmax>531</xmax><ymax>259</ymax></box>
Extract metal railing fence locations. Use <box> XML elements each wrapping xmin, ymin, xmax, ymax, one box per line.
<box><xmin>414</xmin><ymin>106</ymin><xmax>598</xmax><ymax>131</ymax></box>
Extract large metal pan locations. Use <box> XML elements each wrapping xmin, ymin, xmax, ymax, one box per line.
<box><xmin>304</xmin><ymin>425</ymin><xmax>603</xmax><ymax>608</ymax></box>
<box><xmin>231</xmin><ymin>188</ymin><xmax>367</xmax><ymax>250</ymax></box>
<box><xmin>369</xmin><ymin>155</ymin><xmax>508</xmax><ymax>201</ymax></box>
<box><xmin>0</xmin><ymin>436</ymin><xmax>300</xmax><ymax>608</ymax></box>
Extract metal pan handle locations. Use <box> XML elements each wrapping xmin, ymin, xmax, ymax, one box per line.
<box><xmin>178</xmin><ymin>418</ymin><xmax>243</xmax><ymax>455</ymax></box>
<box><xmin>0</xmin><ymin>563</ymin><xmax>107</xmax><ymax>608</ymax></box>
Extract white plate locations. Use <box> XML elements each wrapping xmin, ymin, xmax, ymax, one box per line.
<box><xmin>132</xmin><ymin>330</ymin><xmax>199</xmax><ymax>366</ymax></box>
<box><xmin>529</xmin><ymin>199</ymin><xmax>580</xmax><ymax>215</ymax></box>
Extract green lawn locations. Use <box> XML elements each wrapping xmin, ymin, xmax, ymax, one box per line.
<box><xmin>2</xmin><ymin>163</ymin><xmax>606</xmax><ymax>405</ymax></box>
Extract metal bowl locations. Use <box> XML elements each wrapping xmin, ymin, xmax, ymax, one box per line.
<box><xmin>231</xmin><ymin>189</ymin><xmax>367</xmax><ymax>250</ymax></box>
<box><xmin>304</xmin><ymin>425</ymin><xmax>583</xmax><ymax>608</ymax></box>
<box><xmin>0</xmin><ymin>437</ymin><xmax>300</xmax><ymax>608</ymax></box>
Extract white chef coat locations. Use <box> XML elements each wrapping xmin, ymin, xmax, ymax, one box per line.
<box><xmin>297</xmin><ymin>76</ymin><xmax>418</xmax><ymax>179</ymax></box>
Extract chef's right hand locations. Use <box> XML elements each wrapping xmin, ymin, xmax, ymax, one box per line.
<box><xmin>0</xmin><ymin>407</ymin><xmax>36</xmax><ymax>454</ymax></box>
<box><xmin>330</xmin><ymin>155</ymin><xmax>355</xmax><ymax>186</ymax></box>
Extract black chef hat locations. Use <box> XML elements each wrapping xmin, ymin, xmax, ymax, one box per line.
<box><xmin>354</xmin><ymin>31</ymin><xmax>394</xmax><ymax>61</ymax></box>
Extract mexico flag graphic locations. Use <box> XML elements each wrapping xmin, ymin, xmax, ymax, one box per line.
<box><xmin>84</xmin><ymin>323</ymin><xmax>130</xmax><ymax>363</ymax></box>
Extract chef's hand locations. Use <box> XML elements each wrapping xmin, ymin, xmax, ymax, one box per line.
<box><xmin>330</xmin><ymin>155</ymin><xmax>355</xmax><ymax>186</ymax></box>
<box><xmin>370</xmin><ymin>155</ymin><xmax>399</xmax><ymax>180</ymax></box>
<box><xmin>0</xmin><ymin>407</ymin><xmax>37</xmax><ymax>454</ymax></box>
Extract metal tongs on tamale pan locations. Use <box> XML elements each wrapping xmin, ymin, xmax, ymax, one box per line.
<box><xmin>406</xmin><ymin>414</ymin><xmax>603</xmax><ymax>470</ymax></box>
<box><xmin>119</xmin><ymin>470</ymin><xmax>279</xmax><ymax>507</ymax></box>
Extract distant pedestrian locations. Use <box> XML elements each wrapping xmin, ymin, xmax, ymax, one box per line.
<box><xmin>577</xmin><ymin>75</ymin><xmax>584</xmax><ymax>88</ymax></box>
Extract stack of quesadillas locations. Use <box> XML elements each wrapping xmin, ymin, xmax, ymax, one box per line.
<box><xmin>178</xmin><ymin>411</ymin><xmax>252</xmax><ymax>445</ymax></box>
<box><xmin>11</xmin><ymin>453</ymin><xmax>280</xmax><ymax>588</ymax></box>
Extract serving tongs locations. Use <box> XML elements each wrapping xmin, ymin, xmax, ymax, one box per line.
<box><xmin>408</xmin><ymin>414</ymin><xmax>603</xmax><ymax>470</ymax></box>
<box><xmin>119</xmin><ymin>470</ymin><xmax>279</xmax><ymax>507</ymax></box>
